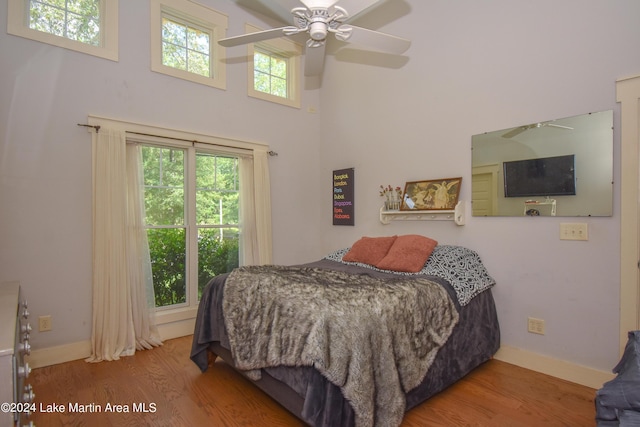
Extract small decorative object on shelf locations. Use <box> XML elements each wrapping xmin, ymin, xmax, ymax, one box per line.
<box><xmin>379</xmin><ymin>185</ymin><xmax>402</xmax><ymax>211</ymax></box>
<box><xmin>380</xmin><ymin>201</ymin><xmax>465</xmax><ymax>225</ymax></box>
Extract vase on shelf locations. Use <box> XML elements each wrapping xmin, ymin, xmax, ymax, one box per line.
<box><xmin>385</xmin><ymin>195</ymin><xmax>400</xmax><ymax>211</ymax></box>
<box><xmin>380</xmin><ymin>185</ymin><xmax>403</xmax><ymax>211</ymax></box>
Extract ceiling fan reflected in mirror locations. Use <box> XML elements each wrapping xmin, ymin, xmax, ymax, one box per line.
<box><xmin>219</xmin><ymin>0</ymin><xmax>411</xmax><ymax>76</ymax></box>
<box><xmin>502</xmin><ymin>121</ymin><xmax>574</xmax><ymax>139</ymax></box>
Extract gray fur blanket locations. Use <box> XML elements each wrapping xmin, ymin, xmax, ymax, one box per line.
<box><xmin>222</xmin><ymin>266</ymin><xmax>459</xmax><ymax>427</ymax></box>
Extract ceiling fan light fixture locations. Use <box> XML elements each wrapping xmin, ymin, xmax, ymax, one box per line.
<box><xmin>309</xmin><ymin>21</ymin><xmax>328</xmax><ymax>40</ymax></box>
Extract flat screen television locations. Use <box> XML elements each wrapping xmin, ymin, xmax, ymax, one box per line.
<box><xmin>503</xmin><ymin>154</ymin><xmax>576</xmax><ymax>197</ymax></box>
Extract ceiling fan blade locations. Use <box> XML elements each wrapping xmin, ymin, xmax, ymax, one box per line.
<box><xmin>219</xmin><ymin>27</ymin><xmax>292</xmax><ymax>47</ymax></box>
<box><xmin>502</xmin><ymin>126</ymin><xmax>528</xmax><ymax>139</ymax></box>
<box><xmin>546</xmin><ymin>123</ymin><xmax>574</xmax><ymax>130</ymax></box>
<box><xmin>340</xmin><ymin>25</ymin><xmax>410</xmax><ymax>54</ymax></box>
<box><xmin>233</xmin><ymin>0</ymin><xmax>295</xmax><ymax>24</ymax></box>
<box><xmin>300</xmin><ymin>0</ymin><xmax>340</xmax><ymax>9</ymax></box>
<box><xmin>342</xmin><ymin>0</ymin><xmax>385</xmax><ymax>20</ymax></box>
<box><xmin>304</xmin><ymin>42</ymin><xmax>327</xmax><ymax>76</ymax></box>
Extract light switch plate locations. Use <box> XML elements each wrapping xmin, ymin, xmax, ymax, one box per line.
<box><xmin>560</xmin><ymin>223</ymin><xmax>588</xmax><ymax>241</ymax></box>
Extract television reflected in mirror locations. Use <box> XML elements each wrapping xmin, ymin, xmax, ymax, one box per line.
<box><xmin>471</xmin><ymin>110</ymin><xmax>613</xmax><ymax>217</ymax></box>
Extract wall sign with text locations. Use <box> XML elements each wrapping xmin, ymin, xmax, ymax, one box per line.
<box><xmin>333</xmin><ymin>168</ymin><xmax>354</xmax><ymax>226</ymax></box>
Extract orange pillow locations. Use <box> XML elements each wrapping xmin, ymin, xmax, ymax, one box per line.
<box><xmin>375</xmin><ymin>234</ymin><xmax>438</xmax><ymax>273</ymax></box>
<box><xmin>342</xmin><ymin>236</ymin><xmax>398</xmax><ymax>266</ymax></box>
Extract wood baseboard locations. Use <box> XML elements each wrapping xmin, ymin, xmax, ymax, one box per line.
<box><xmin>27</xmin><ymin>340</ymin><xmax>91</xmax><ymax>369</ymax></box>
<box><xmin>27</xmin><ymin>318</ymin><xmax>196</xmax><ymax>369</ymax></box>
<box><xmin>494</xmin><ymin>345</ymin><xmax>615</xmax><ymax>389</ymax></box>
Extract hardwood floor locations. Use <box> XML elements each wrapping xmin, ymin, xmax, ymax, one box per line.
<box><xmin>28</xmin><ymin>335</ymin><xmax>596</xmax><ymax>426</ymax></box>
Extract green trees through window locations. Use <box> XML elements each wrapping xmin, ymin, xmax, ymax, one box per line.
<box><xmin>141</xmin><ymin>145</ymin><xmax>239</xmax><ymax>308</ymax></box>
<box><xmin>254</xmin><ymin>49</ymin><xmax>288</xmax><ymax>98</ymax></box>
<box><xmin>161</xmin><ymin>16</ymin><xmax>211</xmax><ymax>77</ymax></box>
<box><xmin>28</xmin><ymin>0</ymin><xmax>101</xmax><ymax>46</ymax></box>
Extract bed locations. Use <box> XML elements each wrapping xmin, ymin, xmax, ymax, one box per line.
<box><xmin>190</xmin><ymin>235</ymin><xmax>500</xmax><ymax>427</ymax></box>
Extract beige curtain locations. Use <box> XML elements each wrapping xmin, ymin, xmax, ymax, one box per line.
<box><xmin>239</xmin><ymin>149</ymin><xmax>272</xmax><ymax>265</ymax></box>
<box><xmin>87</xmin><ymin>129</ymin><xmax>161</xmax><ymax>362</ymax></box>
<box><xmin>125</xmin><ymin>144</ymin><xmax>162</xmax><ymax>350</ymax></box>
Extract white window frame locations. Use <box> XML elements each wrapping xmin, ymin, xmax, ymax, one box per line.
<box><xmin>150</xmin><ymin>0</ymin><xmax>227</xmax><ymax>90</ymax></box>
<box><xmin>7</xmin><ymin>0</ymin><xmax>119</xmax><ymax>61</ymax></box>
<box><xmin>138</xmin><ymin>142</ymin><xmax>240</xmax><ymax>314</ymax></box>
<box><xmin>246</xmin><ymin>24</ymin><xmax>302</xmax><ymax>109</ymax></box>
<box><xmin>86</xmin><ymin>115</ymin><xmax>270</xmax><ymax>327</ymax></box>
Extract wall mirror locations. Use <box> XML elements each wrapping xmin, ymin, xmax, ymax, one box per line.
<box><xmin>471</xmin><ymin>110</ymin><xmax>613</xmax><ymax>217</ymax></box>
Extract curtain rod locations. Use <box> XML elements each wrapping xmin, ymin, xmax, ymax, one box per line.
<box><xmin>77</xmin><ymin>123</ymin><xmax>100</xmax><ymax>132</ymax></box>
<box><xmin>77</xmin><ymin>124</ymin><xmax>278</xmax><ymax>156</ymax></box>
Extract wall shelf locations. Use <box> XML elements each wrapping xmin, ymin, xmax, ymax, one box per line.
<box><xmin>380</xmin><ymin>201</ymin><xmax>465</xmax><ymax>225</ymax></box>
<box><xmin>524</xmin><ymin>198</ymin><xmax>556</xmax><ymax>216</ymax></box>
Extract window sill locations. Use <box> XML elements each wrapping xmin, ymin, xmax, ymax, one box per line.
<box><xmin>155</xmin><ymin>306</ymin><xmax>198</xmax><ymax>325</ymax></box>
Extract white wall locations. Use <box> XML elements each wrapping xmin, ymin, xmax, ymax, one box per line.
<box><xmin>319</xmin><ymin>0</ymin><xmax>640</xmax><ymax>374</ymax></box>
<box><xmin>2</xmin><ymin>0</ymin><xmax>639</xmax><ymax>382</ymax></box>
<box><xmin>0</xmin><ymin>0</ymin><xmax>323</xmax><ymax>350</ymax></box>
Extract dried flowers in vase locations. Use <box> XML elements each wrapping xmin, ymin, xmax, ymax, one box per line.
<box><xmin>379</xmin><ymin>185</ymin><xmax>402</xmax><ymax>210</ymax></box>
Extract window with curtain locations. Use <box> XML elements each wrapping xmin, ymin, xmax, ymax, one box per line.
<box><xmin>141</xmin><ymin>144</ymin><xmax>241</xmax><ymax>309</ymax></box>
<box><xmin>86</xmin><ymin>116</ymin><xmax>272</xmax><ymax>361</ymax></box>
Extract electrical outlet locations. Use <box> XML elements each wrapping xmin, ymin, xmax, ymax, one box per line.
<box><xmin>560</xmin><ymin>223</ymin><xmax>588</xmax><ymax>241</ymax></box>
<box><xmin>39</xmin><ymin>315</ymin><xmax>52</xmax><ymax>332</ymax></box>
<box><xmin>527</xmin><ymin>317</ymin><xmax>545</xmax><ymax>335</ymax></box>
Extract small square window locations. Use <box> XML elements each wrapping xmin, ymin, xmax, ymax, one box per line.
<box><xmin>246</xmin><ymin>24</ymin><xmax>301</xmax><ymax>109</ymax></box>
<box><xmin>151</xmin><ymin>0</ymin><xmax>227</xmax><ymax>90</ymax></box>
<box><xmin>161</xmin><ymin>15</ymin><xmax>211</xmax><ymax>77</ymax></box>
<box><xmin>254</xmin><ymin>49</ymin><xmax>288</xmax><ymax>98</ymax></box>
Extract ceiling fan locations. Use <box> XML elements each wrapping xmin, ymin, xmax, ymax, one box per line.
<box><xmin>502</xmin><ymin>121</ymin><xmax>574</xmax><ymax>139</ymax></box>
<box><xmin>219</xmin><ymin>0</ymin><xmax>411</xmax><ymax>76</ymax></box>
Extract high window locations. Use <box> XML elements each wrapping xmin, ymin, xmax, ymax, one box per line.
<box><xmin>254</xmin><ymin>48</ymin><xmax>288</xmax><ymax>98</ymax></box>
<box><xmin>150</xmin><ymin>0</ymin><xmax>227</xmax><ymax>89</ymax></box>
<box><xmin>141</xmin><ymin>144</ymin><xmax>240</xmax><ymax>309</ymax></box>
<box><xmin>7</xmin><ymin>0</ymin><xmax>119</xmax><ymax>60</ymax></box>
<box><xmin>246</xmin><ymin>24</ymin><xmax>302</xmax><ymax>108</ymax></box>
<box><xmin>161</xmin><ymin>15</ymin><xmax>211</xmax><ymax>78</ymax></box>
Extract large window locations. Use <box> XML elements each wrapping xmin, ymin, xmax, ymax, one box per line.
<box><xmin>246</xmin><ymin>24</ymin><xmax>302</xmax><ymax>108</ymax></box>
<box><xmin>141</xmin><ymin>144</ymin><xmax>240</xmax><ymax>309</ymax></box>
<box><xmin>86</xmin><ymin>115</ymin><xmax>272</xmax><ymax>332</ymax></box>
<box><xmin>7</xmin><ymin>0</ymin><xmax>119</xmax><ymax>60</ymax></box>
<box><xmin>150</xmin><ymin>0</ymin><xmax>227</xmax><ymax>89</ymax></box>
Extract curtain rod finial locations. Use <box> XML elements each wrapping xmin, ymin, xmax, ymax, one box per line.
<box><xmin>77</xmin><ymin>123</ymin><xmax>100</xmax><ymax>132</ymax></box>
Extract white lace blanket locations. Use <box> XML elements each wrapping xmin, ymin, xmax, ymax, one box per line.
<box><xmin>223</xmin><ymin>265</ymin><xmax>459</xmax><ymax>427</ymax></box>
